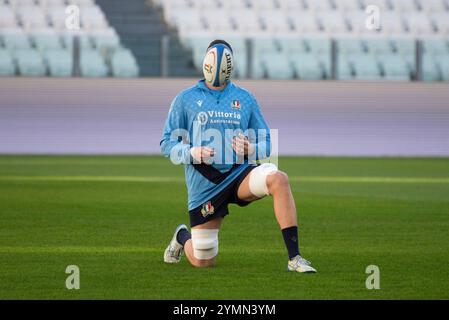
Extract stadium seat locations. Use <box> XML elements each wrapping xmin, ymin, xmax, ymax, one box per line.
<box><xmin>261</xmin><ymin>52</ymin><xmax>294</xmax><ymax>79</ymax></box>
<box><xmin>278</xmin><ymin>0</ymin><xmax>303</xmax><ymax>11</ymax></box>
<box><xmin>423</xmin><ymin>38</ymin><xmax>449</xmax><ymax>54</ymax></box>
<box><xmin>418</xmin><ymin>0</ymin><xmax>448</xmax><ymax>13</ymax></box>
<box><xmin>350</xmin><ymin>54</ymin><xmax>382</xmax><ymax>80</ymax></box>
<box><xmin>435</xmin><ymin>54</ymin><xmax>449</xmax><ymax>81</ymax></box>
<box><xmin>360</xmin><ymin>0</ymin><xmax>391</xmax><ymax>11</ymax></box>
<box><xmin>422</xmin><ymin>54</ymin><xmax>441</xmax><ymax>81</ymax></box>
<box><xmin>337</xmin><ymin>55</ymin><xmax>353</xmax><ymax>80</ymax></box>
<box><xmin>80</xmin><ymin>49</ymin><xmax>108</xmax><ymax>77</ymax></box>
<box><xmin>432</xmin><ymin>13</ymin><xmax>449</xmax><ymax>35</ymax></box>
<box><xmin>0</xmin><ymin>6</ymin><xmax>17</xmax><ymax>28</ymax></box>
<box><xmin>111</xmin><ymin>48</ymin><xmax>139</xmax><ymax>77</ymax></box>
<box><xmin>234</xmin><ymin>10</ymin><xmax>263</xmax><ymax>36</ymax></box>
<box><xmin>253</xmin><ymin>37</ymin><xmax>279</xmax><ymax>54</ymax></box>
<box><xmin>289</xmin><ymin>13</ymin><xmax>320</xmax><ymax>34</ymax></box>
<box><xmin>378</xmin><ymin>54</ymin><xmax>411</xmax><ymax>80</ymax></box>
<box><xmin>0</xmin><ymin>49</ymin><xmax>16</xmax><ymax>76</ymax></box>
<box><xmin>403</xmin><ymin>13</ymin><xmax>436</xmax><ymax>36</ymax></box>
<box><xmin>90</xmin><ymin>28</ymin><xmax>120</xmax><ymax>49</ymax></box>
<box><xmin>304</xmin><ymin>37</ymin><xmax>331</xmax><ymax>53</ymax></box>
<box><xmin>1</xmin><ymin>27</ymin><xmax>31</xmax><ymax>49</ymax></box>
<box><xmin>278</xmin><ymin>37</ymin><xmax>307</xmax><ymax>54</ymax></box>
<box><xmin>364</xmin><ymin>38</ymin><xmax>394</xmax><ymax>54</ymax></box>
<box><xmin>81</xmin><ymin>5</ymin><xmax>109</xmax><ymax>30</ymax></box>
<box><xmin>32</xmin><ymin>28</ymin><xmax>63</xmax><ymax>51</ymax></box>
<box><xmin>15</xmin><ymin>49</ymin><xmax>47</xmax><ymax>76</ymax></box>
<box><xmin>392</xmin><ymin>0</ymin><xmax>418</xmax><ymax>11</ymax></box>
<box><xmin>260</xmin><ymin>11</ymin><xmax>292</xmax><ymax>35</ymax></box>
<box><xmin>303</xmin><ymin>0</ymin><xmax>333</xmax><ymax>12</ymax></box>
<box><xmin>317</xmin><ymin>11</ymin><xmax>349</xmax><ymax>35</ymax></box>
<box><xmin>249</xmin><ymin>0</ymin><xmax>278</xmax><ymax>11</ymax></box>
<box><xmin>335</xmin><ymin>0</ymin><xmax>361</xmax><ymax>12</ymax></box>
<box><xmin>16</xmin><ymin>5</ymin><xmax>49</xmax><ymax>30</ymax></box>
<box><xmin>44</xmin><ymin>49</ymin><xmax>73</xmax><ymax>76</ymax></box>
<box><xmin>338</xmin><ymin>38</ymin><xmax>366</xmax><ymax>55</ymax></box>
<box><xmin>292</xmin><ymin>53</ymin><xmax>323</xmax><ymax>80</ymax></box>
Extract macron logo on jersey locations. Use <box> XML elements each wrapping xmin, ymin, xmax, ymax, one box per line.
<box><xmin>197</xmin><ymin>100</ymin><xmax>203</xmax><ymax>107</ymax></box>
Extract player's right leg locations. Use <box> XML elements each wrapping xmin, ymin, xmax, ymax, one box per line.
<box><xmin>163</xmin><ymin>217</ymin><xmax>222</xmax><ymax>268</ymax></box>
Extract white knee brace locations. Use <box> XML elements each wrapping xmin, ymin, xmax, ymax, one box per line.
<box><xmin>191</xmin><ymin>229</ymin><xmax>219</xmax><ymax>260</ymax></box>
<box><xmin>249</xmin><ymin>163</ymin><xmax>278</xmax><ymax>198</ymax></box>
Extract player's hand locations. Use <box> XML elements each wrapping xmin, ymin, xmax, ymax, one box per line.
<box><xmin>232</xmin><ymin>133</ymin><xmax>255</xmax><ymax>156</ymax></box>
<box><xmin>190</xmin><ymin>146</ymin><xmax>215</xmax><ymax>164</ymax></box>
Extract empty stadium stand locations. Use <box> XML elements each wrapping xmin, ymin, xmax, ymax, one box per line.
<box><xmin>0</xmin><ymin>0</ymin><xmax>139</xmax><ymax>77</ymax></box>
<box><xmin>1</xmin><ymin>0</ymin><xmax>449</xmax><ymax>80</ymax></box>
<box><xmin>153</xmin><ymin>0</ymin><xmax>449</xmax><ymax>81</ymax></box>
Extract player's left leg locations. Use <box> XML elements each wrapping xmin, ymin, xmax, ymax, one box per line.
<box><xmin>237</xmin><ymin>164</ymin><xmax>317</xmax><ymax>273</ymax></box>
<box><xmin>164</xmin><ymin>217</ymin><xmax>222</xmax><ymax>268</ymax></box>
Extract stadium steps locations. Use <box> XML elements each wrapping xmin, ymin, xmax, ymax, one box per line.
<box><xmin>96</xmin><ymin>0</ymin><xmax>198</xmax><ymax>77</ymax></box>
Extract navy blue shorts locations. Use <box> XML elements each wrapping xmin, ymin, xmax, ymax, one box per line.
<box><xmin>189</xmin><ymin>165</ymin><xmax>257</xmax><ymax>228</ymax></box>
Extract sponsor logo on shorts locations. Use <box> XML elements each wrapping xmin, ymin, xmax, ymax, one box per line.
<box><xmin>201</xmin><ymin>201</ymin><xmax>215</xmax><ymax>217</ymax></box>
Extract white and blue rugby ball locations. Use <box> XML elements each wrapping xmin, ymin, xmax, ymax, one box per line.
<box><xmin>202</xmin><ymin>44</ymin><xmax>234</xmax><ymax>87</ymax></box>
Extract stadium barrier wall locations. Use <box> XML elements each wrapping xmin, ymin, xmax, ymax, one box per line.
<box><xmin>0</xmin><ymin>78</ymin><xmax>448</xmax><ymax>156</ymax></box>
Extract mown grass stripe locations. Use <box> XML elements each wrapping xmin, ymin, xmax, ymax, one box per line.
<box><xmin>1</xmin><ymin>175</ymin><xmax>449</xmax><ymax>184</ymax></box>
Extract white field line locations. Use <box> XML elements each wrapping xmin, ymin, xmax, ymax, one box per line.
<box><xmin>0</xmin><ymin>175</ymin><xmax>449</xmax><ymax>184</ymax></box>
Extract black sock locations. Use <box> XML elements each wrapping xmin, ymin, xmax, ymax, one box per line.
<box><xmin>176</xmin><ymin>228</ymin><xmax>191</xmax><ymax>246</ymax></box>
<box><xmin>281</xmin><ymin>226</ymin><xmax>300</xmax><ymax>260</ymax></box>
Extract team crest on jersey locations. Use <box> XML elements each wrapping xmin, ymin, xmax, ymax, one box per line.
<box><xmin>201</xmin><ymin>201</ymin><xmax>215</xmax><ymax>217</ymax></box>
<box><xmin>231</xmin><ymin>100</ymin><xmax>241</xmax><ymax>110</ymax></box>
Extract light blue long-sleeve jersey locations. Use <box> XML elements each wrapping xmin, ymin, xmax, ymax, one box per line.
<box><xmin>160</xmin><ymin>80</ymin><xmax>271</xmax><ymax>210</ymax></box>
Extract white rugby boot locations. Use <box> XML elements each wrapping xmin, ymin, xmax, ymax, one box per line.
<box><xmin>287</xmin><ymin>255</ymin><xmax>317</xmax><ymax>273</ymax></box>
<box><xmin>163</xmin><ymin>224</ymin><xmax>188</xmax><ymax>264</ymax></box>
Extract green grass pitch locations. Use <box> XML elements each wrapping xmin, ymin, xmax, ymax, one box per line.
<box><xmin>0</xmin><ymin>155</ymin><xmax>448</xmax><ymax>299</ymax></box>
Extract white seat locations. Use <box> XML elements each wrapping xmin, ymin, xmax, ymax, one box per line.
<box><xmin>17</xmin><ymin>5</ymin><xmax>49</xmax><ymax>30</ymax></box>
<box><xmin>249</xmin><ymin>0</ymin><xmax>277</xmax><ymax>11</ymax></box>
<box><xmin>303</xmin><ymin>0</ymin><xmax>333</xmax><ymax>11</ymax></box>
<box><xmin>0</xmin><ymin>49</ymin><xmax>16</xmax><ymax>76</ymax></box>
<box><xmin>360</xmin><ymin>0</ymin><xmax>391</xmax><ymax>11</ymax></box>
<box><xmin>203</xmin><ymin>12</ymin><xmax>234</xmax><ymax>33</ymax></box>
<box><xmin>0</xmin><ymin>6</ymin><xmax>17</xmax><ymax>28</ymax></box>
<box><xmin>261</xmin><ymin>52</ymin><xmax>295</xmax><ymax>79</ymax></box>
<box><xmin>81</xmin><ymin>5</ymin><xmax>109</xmax><ymax>30</ymax></box>
<box><xmin>293</xmin><ymin>53</ymin><xmax>324</xmax><ymax>80</ymax></box>
<box><xmin>260</xmin><ymin>11</ymin><xmax>292</xmax><ymax>34</ymax></box>
<box><xmin>44</xmin><ymin>49</ymin><xmax>73</xmax><ymax>76</ymax></box>
<box><xmin>304</xmin><ymin>37</ymin><xmax>331</xmax><ymax>53</ymax></box>
<box><xmin>80</xmin><ymin>49</ymin><xmax>108</xmax><ymax>77</ymax></box>
<box><xmin>335</xmin><ymin>0</ymin><xmax>361</xmax><ymax>12</ymax></box>
<box><xmin>338</xmin><ymin>37</ymin><xmax>366</xmax><ymax>54</ymax></box>
<box><xmin>378</xmin><ymin>53</ymin><xmax>411</xmax><ymax>80</ymax></box>
<box><xmin>380</xmin><ymin>12</ymin><xmax>406</xmax><ymax>35</ymax></box>
<box><xmin>221</xmin><ymin>0</ymin><xmax>249</xmax><ymax>10</ymax></box>
<box><xmin>90</xmin><ymin>28</ymin><xmax>120</xmax><ymax>49</ymax></box>
<box><xmin>15</xmin><ymin>49</ymin><xmax>47</xmax><ymax>76</ymax></box>
<box><xmin>422</xmin><ymin>54</ymin><xmax>441</xmax><ymax>81</ymax></box>
<box><xmin>317</xmin><ymin>11</ymin><xmax>348</xmax><ymax>34</ymax></box>
<box><xmin>364</xmin><ymin>37</ymin><xmax>394</xmax><ymax>54</ymax></box>
<box><xmin>418</xmin><ymin>0</ymin><xmax>448</xmax><ymax>13</ymax></box>
<box><xmin>1</xmin><ymin>27</ymin><xmax>31</xmax><ymax>49</ymax></box>
<box><xmin>404</xmin><ymin>13</ymin><xmax>436</xmax><ymax>36</ymax></box>
<box><xmin>432</xmin><ymin>13</ymin><xmax>449</xmax><ymax>35</ymax></box>
<box><xmin>289</xmin><ymin>13</ymin><xmax>320</xmax><ymax>33</ymax></box>
<box><xmin>233</xmin><ymin>10</ymin><xmax>263</xmax><ymax>35</ymax></box>
<box><xmin>350</xmin><ymin>54</ymin><xmax>382</xmax><ymax>80</ymax></box>
<box><xmin>278</xmin><ymin>0</ymin><xmax>304</xmax><ymax>11</ymax></box>
<box><xmin>391</xmin><ymin>0</ymin><xmax>418</xmax><ymax>12</ymax></box>
<box><xmin>31</xmin><ymin>28</ymin><xmax>63</xmax><ymax>50</ymax></box>
<box><xmin>111</xmin><ymin>48</ymin><xmax>139</xmax><ymax>77</ymax></box>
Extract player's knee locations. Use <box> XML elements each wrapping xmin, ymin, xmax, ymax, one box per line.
<box><xmin>248</xmin><ymin>163</ymin><xmax>278</xmax><ymax>198</ymax></box>
<box><xmin>191</xmin><ymin>257</ymin><xmax>216</xmax><ymax>268</ymax></box>
<box><xmin>267</xmin><ymin>171</ymin><xmax>289</xmax><ymax>194</ymax></box>
<box><xmin>191</xmin><ymin>229</ymin><xmax>219</xmax><ymax>264</ymax></box>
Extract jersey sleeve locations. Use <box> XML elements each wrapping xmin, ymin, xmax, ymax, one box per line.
<box><xmin>248</xmin><ymin>94</ymin><xmax>271</xmax><ymax>160</ymax></box>
<box><xmin>160</xmin><ymin>93</ymin><xmax>192</xmax><ymax>164</ymax></box>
